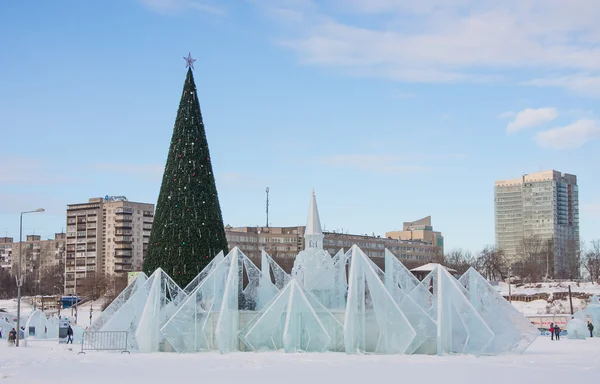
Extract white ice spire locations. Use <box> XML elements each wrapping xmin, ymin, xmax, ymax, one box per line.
<box><xmin>304</xmin><ymin>189</ymin><xmax>324</xmax><ymax>249</ymax></box>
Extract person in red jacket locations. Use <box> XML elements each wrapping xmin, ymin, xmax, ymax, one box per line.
<box><xmin>549</xmin><ymin>323</ymin><xmax>555</xmax><ymax>340</ymax></box>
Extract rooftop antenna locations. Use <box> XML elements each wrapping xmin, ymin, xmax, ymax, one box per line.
<box><xmin>265</xmin><ymin>187</ymin><xmax>270</xmax><ymax>228</ymax></box>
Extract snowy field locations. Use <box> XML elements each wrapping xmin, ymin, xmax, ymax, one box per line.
<box><xmin>0</xmin><ymin>337</ymin><xmax>599</xmax><ymax>383</ymax></box>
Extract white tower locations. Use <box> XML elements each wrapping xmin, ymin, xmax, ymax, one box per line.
<box><xmin>292</xmin><ymin>190</ymin><xmax>333</xmax><ymax>288</ymax></box>
<box><xmin>305</xmin><ymin>189</ymin><xmax>324</xmax><ymax>250</ymax></box>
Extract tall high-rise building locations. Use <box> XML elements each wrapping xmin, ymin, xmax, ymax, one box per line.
<box><xmin>494</xmin><ymin>170</ymin><xmax>579</xmax><ymax>278</ymax></box>
<box><xmin>65</xmin><ymin>196</ymin><xmax>154</xmax><ymax>294</ymax></box>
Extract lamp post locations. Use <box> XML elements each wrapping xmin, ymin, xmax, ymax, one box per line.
<box><xmin>53</xmin><ymin>286</ymin><xmax>62</xmax><ymax>318</ymax></box>
<box><xmin>16</xmin><ymin>208</ymin><xmax>44</xmax><ymax>347</ymax></box>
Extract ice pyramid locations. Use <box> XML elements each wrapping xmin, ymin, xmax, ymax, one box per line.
<box><xmin>418</xmin><ymin>265</ymin><xmax>494</xmax><ymax>355</ymax></box>
<box><xmin>98</xmin><ymin>268</ymin><xmax>184</xmax><ymax>352</ymax></box>
<box><xmin>241</xmin><ymin>279</ymin><xmax>344</xmax><ymax>352</ymax></box>
<box><xmin>344</xmin><ymin>245</ymin><xmax>416</xmax><ymax>354</ymax></box>
<box><xmin>458</xmin><ymin>268</ymin><xmax>539</xmax><ymax>353</ymax></box>
<box><xmin>261</xmin><ymin>250</ymin><xmax>291</xmax><ymax>290</ymax></box>
<box><xmin>383</xmin><ymin>250</ymin><xmax>437</xmax><ymax>354</ymax></box>
<box><xmin>160</xmin><ymin>247</ymin><xmax>279</xmax><ymax>353</ymax></box>
<box><xmin>135</xmin><ymin>269</ymin><xmax>187</xmax><ymax>353</ymax></box>
<box><xmin>89</xmin><ymin>272</ymin><xmax>148</xmax><ymax>332</ymax></box>
<box><xmin>183</xmin><ymin>251</ymin><xmax>225</xmax><ymax>294</ymax></box>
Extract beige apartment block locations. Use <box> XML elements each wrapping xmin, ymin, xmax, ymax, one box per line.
<box><xmin>0</xmin><ymin>234</ymin><xmax>66</xmax><ymax>283</ymax></box>
<box><xmin>494</xmin><ymin>170</ymin><xmax>579</xmax><ymax>279</ymax></box>
<box><xmin>65</xmin><ymin>196</ymin><xmax>154</xmax><ymax>295</ymax></box>
<box><xmin>385</xmin><ymin>216</ymin><xmax>444</xmax><ymax>254</ymax></box>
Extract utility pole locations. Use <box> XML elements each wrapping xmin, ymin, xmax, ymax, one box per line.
<box><xmin>265</xmin><ymin>187</ymin><xmax>269</xmax><ymax>228</ymax></box>
<box><xmin>508</xmin><ymin>266</ymin><xmax>512</xmax><ymax>303</ymax></box>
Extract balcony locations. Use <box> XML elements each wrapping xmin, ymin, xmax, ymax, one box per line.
<box><xmin>115</xmin><ymin>250</ymin><xmax>132</xmax><ymax>257</ymax></box>
<box><xmin>115</xmin><ymin>216</ymin><xmax>133</xmax><ymax>223</ymax></box>
<box><xmin>114</xmin><ymin>236</ymin><xmax>133</xmax><ymax>244</ymax></box>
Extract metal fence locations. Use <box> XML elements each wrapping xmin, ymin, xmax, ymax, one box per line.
<box><xmin>79</xmin><ymin>331</ymin><xmax>130</xmax><ymax>355</ymax></box>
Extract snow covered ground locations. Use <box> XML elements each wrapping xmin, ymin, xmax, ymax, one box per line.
<box><xmin>0</xmin><ymin>337</ymin><xmax>598</xmax><ymax>383</ymax></box>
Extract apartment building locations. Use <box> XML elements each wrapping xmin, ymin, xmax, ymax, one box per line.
<box><xmin>385</xmin><ymin>216</ymin><xmax>444</xmax><ymax>254</ymax></box>
<box><xmin>495</xmin><ymin>170</ymin><xmax>579</xmax><ymax>278</ymax></box>
<box><xmin>0</xmin><ymin>237</ymin><xmax>14</xmax><ymax>272</ymax></box>
<box><xmin>0</xmin><ymin>233</ymin><xmax>66</xmax><ymax>281</ymax></box>
<box><xmin>225</xmin><ymin>225</ymin><xmax>442</xmax><ymax>273</ymax></box>
<box><xmin>65</xmin><ymin>196</ymin><xmax>154</xmax><ymax>294</ymax></box>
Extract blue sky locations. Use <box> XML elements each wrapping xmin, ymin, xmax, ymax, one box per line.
<box><xmin>1</xmin><ymin>0</ymin><xmax>599</xmax><ymax>254</ymax></box>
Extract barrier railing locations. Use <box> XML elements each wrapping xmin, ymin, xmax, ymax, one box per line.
<box><xmin>79</xmin><ymin>331</ymin><xmax>130</xmax><ymax>354</ymax></box>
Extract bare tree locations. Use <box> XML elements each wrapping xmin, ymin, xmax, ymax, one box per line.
<box><xmin>583</xmin><ymin>240</ymin><xmax>600</xmax><ymax>283</ymax></box>
<box><xmin>476</xmin><ymin>246</ymin><xmax>506</xmax><ymax>281</ymax></box>
<box><xmin>444</xmin><ymin>249</ymin><xmax>477</xmax><ymax>275</ymax></box>
<box><xmin>517</xmin><ymin>235</ymin><xmax>553</xmax><ymax>283</ymax></box>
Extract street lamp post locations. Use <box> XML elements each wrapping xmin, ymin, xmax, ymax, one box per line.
<box><xmin>53</xmin><ymin>286</ymin><xmax>62</xmax><ymax>318</ymax></box>
<box><xmin>16</xmin><ymin>208</ymin><xmax>44</xmax><ymax>347</ymax></box>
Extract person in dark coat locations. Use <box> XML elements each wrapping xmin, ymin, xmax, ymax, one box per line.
<box><xmin>67</xmin><ymin>324</ymin><xmax>74</xmax><ymax>344</ymax></box>
<box><xmin>8</xmin><ymin>328</ymin><xmax>16</xmax><ymax>346</ymax></box>
<box><xmin>588</xmin><ymin>322</ymin><xmax>594</xmax><ymax>337</ymax></box>
<box><xmin>549</xmin><ymin>323</ymin><xmax>555</xmax><ymax>340</ymax></box>
<box><xmin>554</xmin><ymin>325</ymin><xmax>561</xmax><ymax>340</ymax></box>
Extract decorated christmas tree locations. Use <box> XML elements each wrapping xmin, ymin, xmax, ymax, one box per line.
<box><xmin>143</xmin><ymin>53</ymin><xmax>228</xmax><ymax>288</ymax></box>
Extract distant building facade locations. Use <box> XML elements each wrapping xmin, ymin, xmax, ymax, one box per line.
<box><xmin>495</xmin><ymin>170</ymin><xmax>579</xmax><ymax>278</ymax></box>
<box><xmin>0</xmin><ymin>237</ymin><xmax>13</xmax><ymax>272</ymax></box>
<box><xmin>0</xmin><ymin>233</ymin><xmax>66</xmax><ymax>282</ymax></box>
<box><xmin>225</xmin><ymin>219</ymin><xmax>443</xmax><ymax>272</ymax></box>
<box><xmin>385</xmin><ymin>216</ymin><xmax>444</xmax><ymax>254</ymax></box>
<box><xmin>65</xmin><ymin>196</ymin><xmax>154</xmax><ymax>295</ymax></box>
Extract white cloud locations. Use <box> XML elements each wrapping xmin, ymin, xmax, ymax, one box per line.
<box><xmin>138</xmin><ymin>0</ymin><xmax>226</xmax><ymax>15</ymax></box>
<box><xmin>525</xmin><ymin>74</ymin><xmax>600</xmax><ymax>97</ymax></box>
<box><xmin>256</xmin><ymin>1</ymin><xmax>600</xmax><ymax>91</ymax></box>
<box><xmin>534</xmin><ymin>119</ymin><xmax>600</xmax><ymax>149</ymax></box>
<box><xmin>506</xmin><ymin>107</ymin><xmax>558</xmax><ymax>134</ymax></box>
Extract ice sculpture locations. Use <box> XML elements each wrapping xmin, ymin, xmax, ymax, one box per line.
<box><xmin>292</xmin><ymin>190</ymin><xmax>334</xmax><ymax>291</ymax></box>
<box><xmin>97</xmin><ymin>268</ymin><xmax>184</xmax><ymax>352</ymax></box>
<box><xmin>345</xmin><ymin>245</ymin><xmax>416</xmax><ymax>354</ymax></box>
<box><xmin>24</xmin><ymin>310</ymin><xmax>49</xmax><ymax>339</ymax></box>
<box><xmin>135</xmin><ymin>268</ymin><xmax>186</xmax><ymax>353</ymax></box>
<box><xmin>241</xmin><ymin>279</ymin><xmax>344</xmax><ymax>352</ymax></box>
<box><xmin>567</xmin><ymin>312</ymin><xmax>588</xmax><ymax>339</ymax></box>
<box><xmin>572</xmin><ymin>295</ymin><xmax>600</xmax><ymax>337</ymax></box>
<box><xmin>183</xmin><ymin>251</ymin><xmax>224</xmax><ymax>294</ymax></box>
<box><xmin>160</xmin><ymin>247</ymin><xmax>279</xmax><ymax>353</ymax></box>
<box><xmin>261</xmin><ymin>250</ymin><xmax>290</xmax><ymax>290</ymax></box>
<box><xmin>458</xmin><ymin>268</ymin><xmax>539</xmax><ymax>354</ymax></box>
<box><xmin>382</xmin><ymin>250</ymin><xmax>437</xmax><ymax>354</ymax></box>
<box><xmin>88</xmin><ymin>272</ymin><xmax>148</xmax><ymax>332</ymax></box>
<box><xmin>416</xmin><ymin>265</ymin><xmax>494</xmax><ymax>355</ymax></box>
<box><xmin>93</xmin><ymin>189</ymin><xmax>537</xmax><ymax>356</ymax></box>
<box><xmin>306</xmin><ymin>249</ymin><xmax>348</xmax><ymax>310</ymax></box>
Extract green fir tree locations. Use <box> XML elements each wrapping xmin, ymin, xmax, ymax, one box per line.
<box><xmin>144</xmin><ymin>62</ymin><xmax>228</xmax><ymax>288</ymax></box>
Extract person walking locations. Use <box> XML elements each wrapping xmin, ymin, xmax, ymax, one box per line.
<box><xmin>66</xmin><ymin>324</ymin><xmax>74</xmax><ymax>344</ymax></box>
<box><xmin>0</xmin><ymin>324</ymin><xmax>3</xmax><ymax>339</ymax></box>
<box><xmin>588</xmin><ymin>321</ymin><xmax>594</xmax><ymax>337</ymax></box>
<box><xmin>549</xmin><ymin>323</ymin><xmax>555</xmax><ymax>340</ymax></box>
<box><xmin>554</xmin><ymin>325</ymin><xmax>561</xmax><ymax>340</ymax></box>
